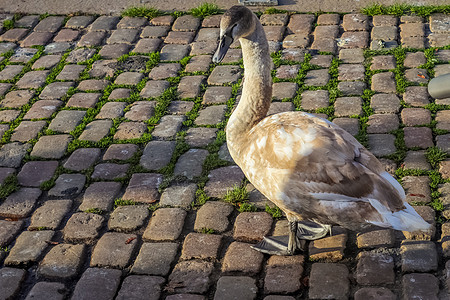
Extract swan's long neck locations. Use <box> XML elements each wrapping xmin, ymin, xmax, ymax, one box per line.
<box><xmin>226</xmin><ymin>16</ymin><xmax>272</xmax><ymax>141</ymax></box>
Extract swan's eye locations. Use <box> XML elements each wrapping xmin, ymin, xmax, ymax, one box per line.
<box><xmin>226</xmin><ymin>23</ymin><xmax>237</xmax><ymax>38</ymax></box>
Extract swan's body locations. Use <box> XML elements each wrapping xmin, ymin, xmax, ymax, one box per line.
<box><xmin>214</xmin><ymin>6</ymin><xmax>431</xmax><ymax>254</ymax></box>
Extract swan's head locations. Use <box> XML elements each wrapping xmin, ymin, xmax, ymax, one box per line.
<box><xmin>213</xmin><ymin>5</ymin><xmax>255</xmax><ymax>63</ymax></box>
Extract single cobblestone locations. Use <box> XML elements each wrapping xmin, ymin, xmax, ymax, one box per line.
<box><xmin>404</xmin><ymin>150</ymin><xmax>431</xmax><ymax>170</ymax></box>
<box><xmin>356</xmin><ymin>228</ymin><xmax>395</xmax><ymax>248</ymax></box>
<box><xmin>400</xmin><ymin>240</ymin><xmax>438</xmax><ymax>272</ymax></box>
<box><xmin>403</xmin><ymin>86</ymin><xmax>430</xmax><ymax>107</ymax></box>
<box><xmin>71</xmin><ymin>268</ymin><xmax>122</xmax><ymax>300</ymax></box>
<box><xmin>38</xmin><ymin>243</ymin><xmax>86</xmax><ymax>279</ymax></box>
<box><xmin>103</xmin><ymin>143</ymin><xmax>138</xmax><ymax>161</ymax></box>
<box><xmin>234</xmin><ymin>212</ymin><xmax>273</xmax><ymax>243</ymax></box>
<box><xmin>367</xmin><ymin>114</ymin><xmax>399</xmax><ymax>133</ymax></box>
<box><xmin>109</xmin><ymin>205</ymin><xmax>149</xmax><ymax>232</ymax></box>
<box><xmin>215</xmin><ymin>276</ymin><xmax>257</xmax><ymax>300</ymax></box>
<box><xmin>371</xmin><ymin>72</ymin><xmax>396</xmax><ymax>93</ymax></box>
<box><xmin>5</xmin><ymin>230</ymin><xmax>54</xmax><ymax>266</ymax></box>
<box><xmin>354</xmin><ymin>287</ymin><xmax>396</xmax><ymax>300</ymax></box>
<box><xmin>0</xmin><ymin>142</ymin><xmax>30</xmax><ymax>168</ymax></box>
<box><xmin>0</xmin><ymin>220</ymin><xmax>24</xmax><ymax>247</ymax></box>
<box><xmin>24</xmin><ymin>100</ymin><xmax>62</xmax><ymax>119</ymax></box>
<box><xmin>368</xmin><ymin>134</ymin><xmax>396</xmax><ymax>157</ymax></box>
<box><xmin>40</xmin><ymin>81</ymin><xmax>74</xmax><ymax>100</ymax></box>
<box><xmin>79</xmin><ymin>119</ymin><xmax>113</xmax><ymax>142</ymax></box>
<box><xmin>208</xmin><ymin>65</ymin><xmax>241</xmax><ymax>85</ymax></box>
<box><xmin>90</xmin><ymin>232</ymin><xmax>138</xmax><ymax>268</ymax></box>
<box><xmin>0</xmin><ymin>187</ymin><xmax>41</xmax><ymax>218</ymax></box>
<box><xmin>80</xmin><ymin>181</ymin><xmax>122</xmax><ymax>211</ymax></box>
<box><xmin>309</xmin><ymin>227</ymin><xmax>347</xmax><ymax>262</ymax></box>
<box><xmin>174</xmin><ymin>149</ymin><xmax>209</xmax><ymax>180</ymax></box>
<box><xmin>152</xmin><ymin>115</ymin><xmax>185</xmax><ymax>139</ymax></box>
<box><xmin>402</xmin><ymin>273</ymin><xmax>439</xmax><ymax>300</ymax></box>
<box><xmin>124</xmin><ymin>101</ymin><xmax>156</xmax><ymax>121</ymax></box>
<box><xmin>56</xmin><ymin>64</ymin><xmax>86</xmax><ymax>80</ymax></box>
<box><xmin>140</xmin><ymin>140</ymin><xmax>175</xmax><ymax>171</ymax></box>
<box><xmin>25</xmin><ymin>282</ymin><xmax>67</xmax><ymax>300</ymax></box>
<box><xmin>204</xmin><ymin>165</ymin><xmax>245</xmax><ymax>198</ymax></box>
<box><xmin>401</xmin><ymin>107</ymin><xmax>431</xmax><ymax>126</ymax></box>
<box><xmin>309</xmin><ymin>263</ymin><xmax>349</xmax><ymax>300</ymax></box>
<box><xmin>63</xmin><ymin>212</ymin><xmax>104</xmax><ymax>243</ymax></box>
<box><xmin>335</xmin><ymin>97</ymin><xmax>363</xmax><ymax>117</ymax></box>
<box><xmin>32</xmin><ymin>54</ymin><xmax>62</xmax><ymax>69</ymax></box>
<box><xmin>30</xmin><ymin>134</ymin><xmax>72</xmax><ymax>159</ymax></box>
<box><xmin>356</xmin><ymin>252</ymin><xmax>395</xmax><ymax>285</ymax></box>
<box><xmin>222</xmin><ymin>241</ymin><xmax>264</xmax><ymax>275</ymax></box>
<box><xmin>49</xmin><ymin>110</ymin><xmax>86</xmax><ymax>133</ymax></box>
<box><xmin>63</xmin><ymin>148</ymin><xmax>100</xmax><ymax>171</ymax></box>
<box><xmin>10</xmin><ymin>120</ymin><xmax>46</xmax><ymax>142</ymax></box>
<box><xmin>91</xmin><ymin>163</ymin><xmax>129</xmax><ymax>180</ymax></box>
<box><xmin>0</xmin><ymin>267</ymin><xmax>26</xmax><ymax>300</ymax></box>
<box><xmin>195</xmin><ymin>105</ymin><xmax>227</xmax><ymax>126</ymax></box>
<box><xmin>29</xmin><ymin>199</ymin><xmax>72</xmax><ymax>230</ymax></box>
<box><xmin>337</xmin><ymin>81</ymin><xmax>367</xmax><ymax>96</ymax></box>
<box><xmin>300</xmin><ymin>90</ymin><xmax>329</xmax><ymax>110</ymax></box>
<box><xmin>403</xmin><ymin>127</ymin><xmax>434</xmax><ymax>149</ymax></box>
<box><xmin>48</xmin><ymin>173</ymin><xmax>85</xmax><ymax>197</ymax></box>
<box><xmin>264</xmin><ymin>255</ymin><xmax>304</xmax><ymax>294</ymax></box>
<box><xmin>194</xmin><ymin>201</ymin><xmax>233</xmax><ymax>233</ymax></box>
<box><xmin>122</xmin><ymin>173</ymin><xmax>162</xmax><ymax>203</ymax></box>
<box><xmin>168</xmin><ymin>260</ymin><xmax>214</xmax><ymax>294</ymax></box>
<box><xmin>116</xmin><ymin>275</ymin><xmax>165</xmax><ymax>300</ymax></box>
<box><xmin>143</xmin><ymin>208</ymin><xmax>186</xmax><ymax>241</ymax></box>
<box><xmin>132</xmin><ymin>242</ymin><xmax>178</xmax><ymax>276</ymax></box>
<box><xmin>17</xmin><ymin>160</ymin><xmax>58</xmax><ymax>187</ymax></box>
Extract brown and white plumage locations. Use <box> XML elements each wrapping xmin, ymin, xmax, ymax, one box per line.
<box><xmin>213</xmin><ymin>6</ymin><xmax>430</xmax><ymax>245</ymax></box>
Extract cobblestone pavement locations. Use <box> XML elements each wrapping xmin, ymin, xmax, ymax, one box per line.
<box><xmin>0</xmin><ymin>8</ymin><xmax>449</xmax><ymax>300</ymax></box>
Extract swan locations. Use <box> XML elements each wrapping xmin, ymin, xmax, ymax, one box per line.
<box><xmin>212</xmin><ymin>6</ymin><xmax>431</xmax><ymax>255</ymax></box>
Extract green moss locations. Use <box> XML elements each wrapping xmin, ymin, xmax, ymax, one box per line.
<box><xmin>264</xmin><ymin>8</ymin><xmax>288</xmax><ymax>14</ymax></box>
<box><xmin>361</xmin><ymin>3</ymin><xmax>450</xmax><ymax>16</ymax></box>
<box><xmin>265</xmin><ymin>204</ymin><xmax>283</xmax><ymax>219</ymax></box>
<box><xmin>114</xmin><ymin>198</ymin><xmax>137</xmax><ymax>209</ymax></box>
<box><xmin>148</xmin><ymin>203</ymin><xmax>160</xmax><ymax>212</ymax></box>
<box><xmin>2</xmin><ymin>19</ymin><xmax>14</xmax><ymax>30</ymax></box>
<box><xmin>84</xmin><ymin>208</ymin><xmax>104</xmax><ymax>215</ymax></box>
<box><xmin>193</xmin><ymin>189</ymin><xmax>209</xmax><ymax>207</ymax></box>
<box><xmin>122</xmin><ymin>6</ymin><xmax>162</xmax><ymax>19</ymax></box>
<box><xmin>190</xmin><ymin>3</ymin><xmax>221</xmax><ymax>17</ymax></box>
<box><xmin>224</xmin><ymin>185</ymin><xmax>249</xmax><ymax>205</ymax></box>
<box><xmin>238</xmin><ymin>202</ymin><xmax>257</xmax><ymax>213</ymax></box>
<box><xmin>200</xmin><ymin>227</ymin><xmax>215</xmax><ymax>234</ymax></box>
<box><xmin>0</xmin><ymin>174</ymin><xmax>18</xmax><ymax>199</ymax></box>
<box><xmin>426</xmin><ymin>147</ymin><xmax>448</xmax><ymax>169</ymax></box>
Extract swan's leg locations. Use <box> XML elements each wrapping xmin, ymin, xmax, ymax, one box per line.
<box><xmin>296</xmin><ymin>220</ymin><xmax>332</xmax><ymax>240</ymax></box>
<box><xmin>251</xmin><ymin>221</ymin><xmax>331</xmax><ymax>256</ymax></box>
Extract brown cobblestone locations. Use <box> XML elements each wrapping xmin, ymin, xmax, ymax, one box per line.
<box><xmin>90</xmin><ymin>232</ymin><xmax>138</xmax><ymax>268</ymax></box>
<box><xmin>143</xmin><ymin>208</ymin><xmax>186</xmax><ymax>241</ymax></box>
<box><xmin>38</xmin><ymin>243</ymin><xmax>86</xmax><ymax>279</ymax></box>
<box><xmin>168</xmin><ymin>260</ymin><xmax>214</xmax><ymax>294</ymax></box>
<box><xmin>264</xmin><ymin>255</ymin><xmax>304</xmax><ymax>294</ymax></box>
<box><xmin>222</xmin><ymin>241</ymin><xmax>264</xmax><ymax>275</ymax></box>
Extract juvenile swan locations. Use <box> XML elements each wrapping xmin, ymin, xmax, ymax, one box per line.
<box><xmin>213</xmin><ymin>6</ymin><xmax>431</xmax><ymax>255</ymax></box>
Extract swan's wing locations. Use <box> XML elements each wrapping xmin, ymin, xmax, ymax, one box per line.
<box><xmin>245</xmin><ymin>112</ymin><xmax>405</xmax><ymax>212</ymax></box>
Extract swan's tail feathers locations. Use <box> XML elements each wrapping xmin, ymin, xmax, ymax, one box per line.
<box><xmin>368</xmin><ymin>199</ymin><xmax>432</xmax><ymax>232</ymax></box>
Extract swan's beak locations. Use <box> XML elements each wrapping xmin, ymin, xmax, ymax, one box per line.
<box><xmin>213</xmin><ymin>35</ymin><xmax>233</xmax><ymax>63</ymax></box>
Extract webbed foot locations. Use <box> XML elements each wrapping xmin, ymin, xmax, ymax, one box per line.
<box><xmin>251</xmin><ymin>221</ymin><xmax>331</xmax><ymax>256</ymax></box>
